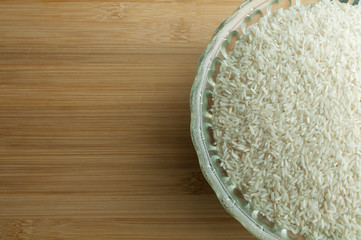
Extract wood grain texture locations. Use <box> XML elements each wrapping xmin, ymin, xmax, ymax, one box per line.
<box><xmin>0</xmin><ymin>0</ymin><xmax>255</xmax><ymax>239</ymax></box>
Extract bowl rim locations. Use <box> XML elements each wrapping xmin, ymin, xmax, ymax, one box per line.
<box><xmin>190</xmin><ymin>0</ymin><xmax>361</xmax><ymax>239</ymax></box>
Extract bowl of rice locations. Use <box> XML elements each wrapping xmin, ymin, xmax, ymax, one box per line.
<box><xmin>190</xmin><ymin>0</ymin><xmax>361</xmax><ymax>239</ymax></box>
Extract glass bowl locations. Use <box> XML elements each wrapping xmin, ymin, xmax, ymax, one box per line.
<box><xmin>190</xmin><ymin>0</ymin><xmax>360</xmax><ymax>239</ymax></box>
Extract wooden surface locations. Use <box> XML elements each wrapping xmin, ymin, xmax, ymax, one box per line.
<box><xmin>0</xmin><ymin>0</ymin><xmax>254</xmax><ymax>239</ymax></box>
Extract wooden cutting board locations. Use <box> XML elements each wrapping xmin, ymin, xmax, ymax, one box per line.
<box><xmin>0</xmin><ymin>0</ymin><xmax>254</xmax><ymax>239</ymax></box>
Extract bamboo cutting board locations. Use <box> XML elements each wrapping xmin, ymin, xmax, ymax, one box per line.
<box><xmin>0</xmin><ymin>0</ymin><xmax>255</xmax><ymax>239</ymax></box>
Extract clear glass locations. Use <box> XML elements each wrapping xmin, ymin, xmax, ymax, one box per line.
<box><xmin>190</xmin><ymin>0</ymin><xmax>360</xmax><ymax>239</ymax></box>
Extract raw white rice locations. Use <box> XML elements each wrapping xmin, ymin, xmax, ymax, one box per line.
<box><xmin>212</xmin><ymin>1</ymin><xmax>361</xmax><ymax>239</ymax></box>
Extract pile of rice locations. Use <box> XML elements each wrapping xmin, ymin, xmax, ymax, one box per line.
<box><xmin>212</xmin><ymin>1</ymin><xmax>361</xmax><ymax>239</ymax></box>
